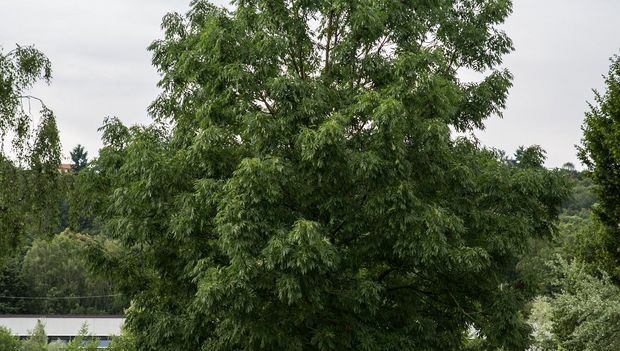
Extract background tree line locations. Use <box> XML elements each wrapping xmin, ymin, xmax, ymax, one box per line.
<box><xmin>0</xmin><ymin>45</ymin><xmax>124</xmax><ymax>316</ymax></box>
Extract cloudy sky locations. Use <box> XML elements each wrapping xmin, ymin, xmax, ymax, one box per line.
<box><xmin>1</xmin><ymin>0</ymin><xmax>619</xmax><ymax>167</ymax></box>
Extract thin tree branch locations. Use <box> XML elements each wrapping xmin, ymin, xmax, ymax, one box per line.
<box><xmin>324</xmin><ymin>11</ymin><xmax>334</xmax><ymax>74</ymax></box>
<box><xmin>19</xmin><ymin>95</ymin><xmax>47</xmax><ymax>108</ymax></box>
<box><xmin>377</xmin><ymin>267</ymin><xmax>398</xmax><ymax>282</ymax></box>
<box><xmin>288</xmin><ymin>48</ymin><xmax>302</xmax><ymax>77</ymax></box>
<box><xmin>376</xmin><ymin>34</ymin><xmax>391</xmax><ymax>55</ymax></box>
<box><xmin>259</xmin><ymin>92</ymin><xmax>275</xmax><ymax>115</ymax></box>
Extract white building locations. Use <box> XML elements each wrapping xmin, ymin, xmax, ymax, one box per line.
<box><xmin>0</xmin><ymin>315</ymin><xmax>124</xmax><ymax>348</ymax></box>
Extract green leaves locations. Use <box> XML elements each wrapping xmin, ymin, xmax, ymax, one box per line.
<box><xmin>0</xmin><ymin>45</ymin><xmax>54</xmax><ymax>160</ymax></box>
<box><xmin>264</xmin><ymin>220</ymin><xmax>339</xmax><ymax>275</ymax></box>
<box><xmin>0</xmin><ymin>45</ymin><xmax>61</xmax><ymax>260</ymax></box>
<box><xmin>77</xmin><ymin>0</ymin><xmax>571</xmax><ymax>349</ymax></box>
<box><xmin>70</xmin><ymin>144</ymin><xmax>89</xmax><ymax>173</ymax></box>
<box><xmin>544</xmin><ymin>259</ymin><xmax>620</xmax><ymax>351</ymax></box>
<box><xmin>0</xmin><ymin>327</ymin><xmax>19</xmax><ymax>351</ymax></box>
<box><xmin>21</xmin><ymin>231</ymin><xmax>124</xmax><ymax>314</ymax></box>
<box><xmin>579</xmin><ymin>54</ymin><xmax>620</xmax><ymax>280</ymax></box>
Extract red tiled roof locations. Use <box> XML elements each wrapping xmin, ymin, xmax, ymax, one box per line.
<box><xmin>58</xmin><ymin>164</ymin><xmax>72</xmax><ymax>172</ymax></box>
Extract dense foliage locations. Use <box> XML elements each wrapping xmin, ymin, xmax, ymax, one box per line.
<box><xmin>0</xmin><ymin>326</ymin><xmax>20</xmax><ymax>351</ymax></box>
<box><xmin>0</xmin><ymin>44</ymin><xmax>63</xmax><ymax>314</ymax></box>
<box><xmin>73</xmin><ymin>1</ymin><xmax>571</xmax><ymax>350</ymax></box>
<box><xmin>69</xmin><ymin>145</ymin><xmax>88</xmax><ymax>173</ymax></box>
<box><xmin>4</xmin><ymin>2</ymin><xmax>619</xmax><ymax>351</ymax></box>
<box><xmin>0</xmin><ymin>45</ymin><xmax>61</xmax><ymax>260</ymax></box>
<box><xmin>521</xmin><ymin>56</ymin><xmax>620</xmax><ymax>351</ymax></box>
<box><xmin>0</xmin><ymin>45</ymin><xmax>121</xmax><ymax>316</ymax></box>
<box><xmin>579</xmin><ymin>55</ymin><xmax>620</xmax><ymax>280</ymax></box>
<box><xmin>0</xmin><ymin>45</ymin><xmax>52</xmax><ymax>156</ymax></box>
<box><xmin>21</xmin><ymin>232</ymin><xmax>124</xmax><ymax>314</ymax></box>
<box><xmin>550</xmin><ymin>260</ymin><xmax>620</xmax><ymax>351</ymax></box>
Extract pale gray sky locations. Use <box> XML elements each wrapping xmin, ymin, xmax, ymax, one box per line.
<box><xmin>1</xmin><ymin>0</ymin><xmax>619</xmax><ymax>167</ymax></box>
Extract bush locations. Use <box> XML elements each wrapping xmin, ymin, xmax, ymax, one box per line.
<box><xmin>0</xmin><ymin>326</ymin><xmax>19</xmax><ymax>351</ymax></box>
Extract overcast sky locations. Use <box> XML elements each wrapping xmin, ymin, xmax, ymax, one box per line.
<box><xmin>1</xmin><ymin>0</ymin><xmax>619</xmax><ymax>167</ymax></box>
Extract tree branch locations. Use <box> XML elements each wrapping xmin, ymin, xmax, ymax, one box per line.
<box><xmin>377</xmin><ymin>267</ymin><xmax>398</xmax><ymax>282</ymax></box>
<box><xmin>324</xmin><ymin>11</ymin><xmax>334</xmax><ymax>74</ymax></box>
<box><xmin>288</xmin><ymin>48</ymin><xmax>302</xmax><ymax>77</ymax></box>
<box><xmin>376</xmin><ymin>34</ymin><xmax>391</xmax><ymax>55</ymax></box>
<box><xmin>259</xmin><ymin>92</ymin><xmax>275</xmax><ymax>115</ymax></box>
<box><xmin>445</xmin><ymin>49</ymin><xmax>459</xmax><ymax>74</ymax></box>
<box><xmin>19</xmin><ymin>95</ymin><xmax>46</xmax><ymax>107</ymax></box>
<box><xmin>449</xmin><ymin>292</ymin><xmax>482</xmax><ymax>325</ymax></box>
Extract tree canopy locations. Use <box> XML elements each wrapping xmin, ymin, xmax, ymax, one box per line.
<box><xmin>75</xmin><ymin>0</ymin><xmax>569</xmax><ymax>350</ymax></box>
<box><xmin>579</xmin><ymin>54</ymin><xmax>620</xmax><ymax>279</ymax></box>
<box><xmin>0</xmin><ymin>45</ymin><xmax>61</xmax><ymax>260</ymax></box>
<box><xmin>0</xmin><ymin>44</ymin><xmax>55</xmax><ymax>161</ymax></box>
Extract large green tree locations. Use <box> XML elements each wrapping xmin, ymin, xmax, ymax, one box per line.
<box><xmin>0</xmin><ymin>44</ymin><xmax>62</xmax><ymax>318</ymax></box>
<box><xmin>579</xmin><ymin>54</ymin><xmax>620</xmax><ymax>279</ymax></box>
<box><xmin>0</xmin><ymin>45</ymin><xmax>61</xmax><ymax>258</ymax></box>
<box><xmin>80</xmin><ymin>0</ymin><xmax>568</xmax><ymax>349</ymax></box>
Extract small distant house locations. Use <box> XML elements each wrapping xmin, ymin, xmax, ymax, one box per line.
<box><xmin>58</xmin><ymin>163</ymin><xmax>73</xmax><ymax>173</ymax></box>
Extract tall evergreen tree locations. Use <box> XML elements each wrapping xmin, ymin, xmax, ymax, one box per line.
<box><xmin>80</xmin><ymin>1</ymin><xmax>568</xmax><ymax>349</ymax></box>
<box><xmin>70</xmin><ymin>144</ymin><xmax>89</xmax><ymax>173</ymax></box>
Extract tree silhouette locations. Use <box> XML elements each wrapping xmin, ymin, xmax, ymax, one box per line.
<box><xmin>70</xmin><ymin>144</ymin><xmax>88</xmax><ymax>173</ymax></box>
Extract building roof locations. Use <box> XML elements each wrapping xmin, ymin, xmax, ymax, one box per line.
<box><xmin>58</xmin><ymin>163</ymin><xmax>72</xmax><ymax>173</ymax></box>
